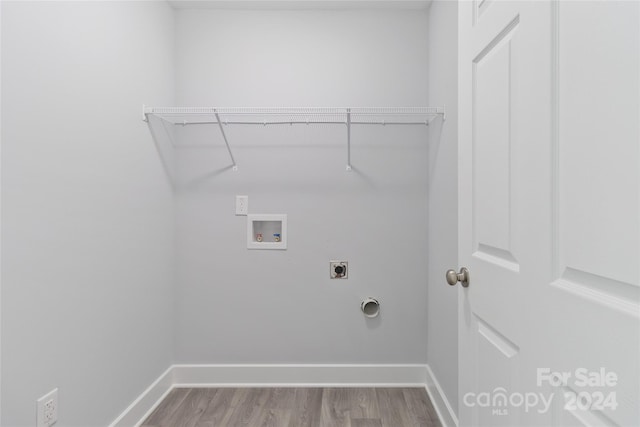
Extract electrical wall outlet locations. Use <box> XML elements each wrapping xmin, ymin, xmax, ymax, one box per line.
<box><xmin>235</xmin><ymin>195</ymin><xmax>248</xmax><ymax>215</ymax></box>
<box><xmin>37</xmin><ymin>388</ymin><xmax>58</xmax><ymax>427</ymax></box>
<box><xmin>330</xmin><ymin>261</ymin><xmax>348</xmax><ymax>279</ymax></box>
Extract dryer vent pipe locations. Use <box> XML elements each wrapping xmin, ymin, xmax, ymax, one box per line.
<box><xmin>361</xmin><ymin>297</ymin><xmax>380</xmax><ymax>318</ymax></box>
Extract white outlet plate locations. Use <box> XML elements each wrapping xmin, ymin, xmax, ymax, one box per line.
<box><xmin>330</xmin><ymin>261</ymin><xmax>348</xmax><ymax>279</ymax></box>
<box><xmin>235</xmin><ymin>195</ymin><xmax>248</xmax><ymax>215</ymax></box>
<box><xmin>37</xmin><ymin>388</ymin><xmax>58</xmax><ymax>427</ymax></box>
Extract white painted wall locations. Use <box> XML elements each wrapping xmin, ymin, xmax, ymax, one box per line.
<box><xmin>1</xmin><ymin>2</ymin><xmax>175</xmax><ymax>426</ymax></box>
<box><xmin>0</xmin><ymin>1</ymin><xmax>3</xmax><ymax>422</ymax></box>
<box><xmin>2</xmin><ymin>2</ymin><xmax>456</xmax><ymax>423</ymax></box>
<box><xmin>426</xmin><ymin>0</ymin><xmax>458</xmax><ymax>417</ymax></box>
<box><xmin>172</xmin><ymin>9</ymin><xmax>431</xmax><ymax>363</ymax></box>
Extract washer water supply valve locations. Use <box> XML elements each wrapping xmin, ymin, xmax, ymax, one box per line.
<box><xmin>330</xmin><ymin>261</ymin><xmax>348</xmax><ymax>279</ymax></box>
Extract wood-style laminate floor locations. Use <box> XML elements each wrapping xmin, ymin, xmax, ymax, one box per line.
<box><xmin>141</xmin><ymin>387</ymin><xmax>442</xmax><ymax>427</ymax></box>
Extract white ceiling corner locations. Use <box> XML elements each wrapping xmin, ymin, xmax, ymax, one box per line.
<box><xmin>167</xmin><ymin>0</ymin><xmax>432</xmax><ymax>11</ymax></box>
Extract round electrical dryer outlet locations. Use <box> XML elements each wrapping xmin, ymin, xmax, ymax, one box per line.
<box><xmin>330</xmin><ymin>261</ymin><xmax>348</xmax><ymax>279</ymax></box>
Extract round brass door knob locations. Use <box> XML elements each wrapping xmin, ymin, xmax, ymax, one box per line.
<box><xmin>446</xmin><ymin>267</ymin><xmax>470</xmax><ymax>287</ymax></box>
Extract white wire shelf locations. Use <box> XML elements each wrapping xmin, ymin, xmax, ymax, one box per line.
<box><xmin>144</xmin><ymin>106</ymin><xmax>445</xmax><ymax>125</ymax></box>
<box><xmin>143</xmin><ymin>106</ymin><xmax>445</xmax><ymax>171</ymax></box>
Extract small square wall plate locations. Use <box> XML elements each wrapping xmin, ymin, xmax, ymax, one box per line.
<box><xmin>247</xmin><ymin>214</ymin><xmax>287</xmax><ymax>250</ymax></box>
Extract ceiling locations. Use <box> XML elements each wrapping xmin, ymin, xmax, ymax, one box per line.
<box><xmin>168</xmin><ymin>0</ymin><xmax>433</xmax><ymax>10</ymax></box>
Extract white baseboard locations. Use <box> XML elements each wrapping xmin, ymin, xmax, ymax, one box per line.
<box><xmin>108</xmin><ymin>366</ymin><xmax>174</xmax><ymax>427</ymax></box>
<box><xmin>110</xmin><ymin>363</ymin><xmax>450</xmax><ymax>427</ymax></box>
<box><xmin>425</xmin><ymin>364</ymin><xmax>459</xmax><ymax>427</ymax></box>
<box><xmin>172</xmin><ymin>363</ymin><xmax>429</xmax><ymax>387</ymax></box>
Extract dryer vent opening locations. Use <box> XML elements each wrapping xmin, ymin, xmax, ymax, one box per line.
<box><xmin>361</xmin><ymin>298</ymin><xmax>380</xmax><ymax>318</ymax></box>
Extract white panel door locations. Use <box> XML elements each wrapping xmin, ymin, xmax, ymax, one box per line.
<box><xmin>458</xmin><ymin>1</ymin><xmax>639</xmax><ymax>426</ymax></box>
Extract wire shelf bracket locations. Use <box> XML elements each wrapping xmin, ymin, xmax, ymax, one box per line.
<box><xmin>213</xmin><ymin>109</ymin><xmax>238</xmax><ymax>171</ymax></box>
<box><xmin>346</xmin><ymin>108</ymin><xmax>352</xmax><ymax>171</ymax></box>
<box><xmin>143</xmin><ymin>106</ymin><xmax>446</xmax><ymax>171</ymax></box>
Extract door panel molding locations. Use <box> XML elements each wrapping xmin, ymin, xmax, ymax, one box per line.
<box><xmin>552</xmin><ymin>268</ymin><xmax>639</xmax><ymax>318</ymax></box>
<box><xmin>550</xmin><ymin>0</ymin><xmax>640</xmax><ymax>318</ymax></box>
<box><xmin>471</xmin><ymin>15</ymin><xmax>519</xmax><ymax>64</ymax></box>
<box><xmin>473</xmin><ymin>244</ymin><xmax>519</xmax><ymax>273</ymax></box>
<box><xmin>473</xmin><ymin>0</ymin><xmax>495</xmax><ymax>27</ymax></box>
<box><xmin>472</xmin><ymin>15</ymin><xmax>520</xmax><ymax>267</ymax></box>
<box><xmin>475</xmin><ymin>314</ymin><xmax>519</xmax><ymax>359</ymax></box>
<box><xmin>558</xmin><ymin>385</ymin><xmax>618</xmax><ymax>427</ymax></box>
